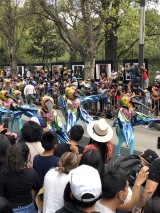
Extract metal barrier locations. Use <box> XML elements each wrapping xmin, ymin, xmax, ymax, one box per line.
<box><xmin>31</xmin><ymin>86</ymin><xmax>160</xmax><ymax>118</ymax></box>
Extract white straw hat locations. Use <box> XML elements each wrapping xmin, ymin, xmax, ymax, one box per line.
<box><xmin>87</xmin><ymin>118</ymin><xmax>113</xmax><ymax>142</ymax></box>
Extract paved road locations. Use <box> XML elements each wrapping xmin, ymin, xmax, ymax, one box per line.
<box><xmin>17</xmin><ymin>106</ymin><xmax>160</xmax><ymax>157</ymax></box>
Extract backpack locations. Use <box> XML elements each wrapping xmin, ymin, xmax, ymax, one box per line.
<box><xmin>105</xmin><ymin>155</ymin><xmax>143</xmax><ymax>185</ymax></box>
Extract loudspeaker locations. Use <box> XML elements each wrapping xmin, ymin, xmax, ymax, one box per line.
<box><xmin>157</xmin><ymin>137</ymin><xmax>160</xmax><ymax>149</ymax></box>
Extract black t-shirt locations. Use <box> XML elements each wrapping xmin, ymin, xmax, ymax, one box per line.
<box><xmin>33</xmin><ymin>154</ymin><xmax>59</xmax><ymax>187</ymax></box>
<box><xmin>148</xmin><ymin>158</ymin><xmax>160</xmax><ymax>197</ymax></box>
<box><xmin>56</xmin><ymin>202</ymin><xmax>100</xmax><ymax>213</ymax></box>
<box><xmin>55</xmin><ymin>143</ymin><xmax>84</xmax><ymax>158</ymax></box>
<box><xmin>0</xmin><ymin>168</ymin><xmax>40</xmax><ymax>208</ymax></box>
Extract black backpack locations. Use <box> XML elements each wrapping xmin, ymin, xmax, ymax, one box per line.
<box><xmin>105</xmin><ymin>155</ymin><xmax>143</xmax><ymax>185</ymax></box>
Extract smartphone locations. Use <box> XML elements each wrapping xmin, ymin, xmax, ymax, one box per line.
<box><xmin>41</xmin><ymin>117</ymin><xmax>47</xmax><ymax>128</ymax></box>
<box><xmin>3</xmin><ymin>118</ymin><xmax>9</xmax><ymax>128</ymax></box>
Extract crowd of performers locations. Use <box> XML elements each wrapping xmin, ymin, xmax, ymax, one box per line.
<box><xmin>0</xmin><ymin>78</ymin><xmax>160</xmax><ymax>156</ymax></box>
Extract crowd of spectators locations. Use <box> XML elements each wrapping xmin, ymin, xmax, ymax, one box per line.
<box><xmin>0</xmin><ymin>65</ymin><xmax>159</xmax><ymax>212</ymax></box>
<box><xmin>0</xmin><ymin>116</ymin><xmax>159</xmax><ymax>213</ymax></box>
<box><xmin>0</xmin><ymin>66</ymin><xmax>159</xmax><ymax>117</ymax></box>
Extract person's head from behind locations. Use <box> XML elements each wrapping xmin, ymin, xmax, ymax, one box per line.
<box><xmin>143</xmin><ymin>197</ymin><xmax>160</xmax><ymax>213</ymax></box>
<box><xmin>87</xmin><ymin>118</ymin><xmax>113</xmax><ymax>143</ymax></box>
<box><xmin>90</xmin><ymin>79</ymin><xmax>94</xmax><ymax>84</ymax></box>
<box><xmin>117</xmin><ymin>89</ymin><xmax>122</xmax><ymax>96</ymax></box>
<box><xmin>6</xmin><ymin>135</ymin><xmax>17</xmax><ymax>146</ymax></box>
<box><xmin>129</xmin><ymin>62</ymin><xmax>134</xmax><ymax>67</ymax></box>
<box><xmin>0</xmin><ymin>134</ymin><xmax>11</xmax><ymax>164</ymax></box>
<box><xmin>0</xmin><ymin>196</ymin><xmax>13</xmax><ymax>213</ymax></box>
<box><xmin>102</xmin><ymin>170</ymin><xmax>131</xmax><ymax>205</ymax></box>
<box><xmin>4</xmin><ymin>143</ymin><xmax>30</xmax><ymax>174</ymax></box>
<box><xmin>80</xmin><ymin>149</ymin><xmax>104</xmax><ymax>176</ymax></box>
<box><xmin>58</xmin><ymin>152</ymin><xmax>80</xmax><ymax>174</ymax></box>
<box><xmin>21</xmin><ymin>121</ymin><xmax>43</xmax><ymax>143</ymax></box>
<box><xmin>69</xmin><ymin>125</ymin><xmax>84</xmax><ymax>142</ymax></box>
<box><xmin>87</xmin><ymin>118</ymin><xmax>113</xmax><ymax>163</ymax></box>
<box><xmin>41</xmin><ymin>131</ymin><xmax>58</xmax><ymax>151</ymax></box>
<box><xmin>69</xmin><ymin>165</ymin><xmax>102</xmax><ymax>209</ymax></box>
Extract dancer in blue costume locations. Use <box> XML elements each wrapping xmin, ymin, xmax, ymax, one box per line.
<box><xmin>0</xmin><ymin>90</ymin><xmax>19</xmax><ymax>127</ymax></box>
<box><xmin>38</xmin><ymin>95</ymin><xmax>69</xmax><ymax>143</ymax></box>
<box><xmin>0</xmin><ymin>90</ymin><xmax>38</xmax><ymax>132</ymax></box>
<box><xmin>10</xmin><ymin>90</ymin><xmax>24</xmax><ymax>132</ymax></box>
<box><xmin>116</xmin><ymin>96</ymin><xmax>160</xmax><ymax>156</ymax></box>
<box><xmin>60</xmin><ymin>86</ymin><xmax>102</xmax><ymax>132</ymax></box>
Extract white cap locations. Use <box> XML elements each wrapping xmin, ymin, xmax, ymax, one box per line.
<box><xmin>70</xmin><ymin>165</ymin><xmax>101</xmax><ymax>202</ymax></box>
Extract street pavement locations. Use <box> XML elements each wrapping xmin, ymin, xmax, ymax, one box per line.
<box><xmin>18</xmin><ymin>106</ymin><xmax>160</xmax><ymax>157</ymax></box>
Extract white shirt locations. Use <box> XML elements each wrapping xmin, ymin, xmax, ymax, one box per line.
<box><xmin>72</xmin><ymin>81</ymin><xmax>78</xmax><ymax>88</ymax></box>
<box><xmin>24</xmin><ymin>84</ymin><xmax>36</xmax><ymax>95</ymax></box>
<box><xmin>6</xmin><ymin>70</ymin><xmax>10</xmax><ymax>77</ymax></box>
<box><xmin>95</xmin><ymin>200</ymin><xmax>115</xmax><ymax>213</ymax></box>
<box><xmin>25</xmin><ymin>142</ymin><xmax>44</xmax><ymax>165</ymax></box>
<box><xmin>98</xmin><ymin>88</ymin><xmax>107</xmax><ymax>94</ymax></box>
<box><xmin>155</xmin><ymin>74</ymin><xmax>160</xmax><ymax>81</ymax></box>
<box><xmin>26</xmin><ymin>71</ymin><xmax>31</xmax><ymax>78</ymax></box>
<box><xmin>111</xmin><ymin>71</ymin><xmax>117</xmax><ymax>79</ymax></box>
<box><xmin>98</xmin><ymin>88</ymin><xmax>108</xmax><ymax>98</ymax></box>
<box><xmin>43</xmin><ymin>168</ymin><xmax>70</xmax><ymax>213</ymax></box>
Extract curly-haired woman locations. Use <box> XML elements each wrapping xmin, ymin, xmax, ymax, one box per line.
<box><xmin>21</xmin><ymin>121</ymin><xmax>44</xmax><ymax>165</ymax></box>
<box><xmin>0</xmin><ymin>143</ymin><xmax>40</xmax><ymax>213</ymax></box>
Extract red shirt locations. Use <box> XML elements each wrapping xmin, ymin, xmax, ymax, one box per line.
<box><xmin>84</xmin><ymin>141</ymin><xmax>113</xmax><ymax>164</ymax></box>
<box><xmin>117</xmin><ymin>95</ymin><xmax>123</xmax><ymax>108</ymax></box>
<box><xmin>143</xmin><ymin>70</ymin><xmax>148</xmax><ymax>80</ymax></box>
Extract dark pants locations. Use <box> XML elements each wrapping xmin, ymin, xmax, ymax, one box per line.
<box><xmin>26</xmin><ymin>94</ymin><xmax>34</xmax><ymax>106</ymax></box>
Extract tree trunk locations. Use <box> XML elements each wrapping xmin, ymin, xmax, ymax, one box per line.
<box><xmin>105</xmin><ymin>32</ymin><xmax>119</xmax><ymax>71</ymax></box>
<box><xmin>8</xmin><ymin>45</ymin><xmax>17</xmax><ymax>76</ymax></box>
<box><xmin>5</xmin><ymin>0</ymin><xmax>17</xmax><ymax>76</ymax></box>
<box><xmin>39</xmin><ymin>0</ymin><xmax>103</xmax><ymax>77</ymax></box>
<box><xmin>83</xmin><ymin>53</ymin><xmax>96</xmax><ymax>80</ymax></box>
<box><xmin>7</xmin><ymin>34</ymin><xmax>17</xmax><ymax>76</ymax></box>
<box><xmin>105</xmin><ymin>32</ymin><xmax>118</xmax><ymax>61</ymax></box>
<box><xmin>69</xmin><ymin>46</ymin><xmax>77</xmax><ymax>62</ymax></box>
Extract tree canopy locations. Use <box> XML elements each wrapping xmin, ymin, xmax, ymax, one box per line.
<box><xmin>0</xmin><ymin>0</ymin><xmax>159</xmax><ymax>78</ymax></box>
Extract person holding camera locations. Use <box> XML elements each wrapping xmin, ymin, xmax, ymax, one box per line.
<box><xmin>134</xmin><ymin>157</ymin><xmax>160</xmax><ymax>213</ymax></box>
<box><xmin>124</xmin><ymin>63</ymin><xmax>140</xmax><ymax>93</ymax></box>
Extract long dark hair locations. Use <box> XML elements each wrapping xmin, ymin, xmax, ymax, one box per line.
<box><xmin>89</xmin><ymin>138</ymin><xmax>107</xmax><ymax>164</ymax></box>
<box><xmin>0</xmin><ymin>134</ymin><xmax>11</xmax><ymax>164</ymax></box>
<box><xmin>79</xmin><ymin>149</ymin><xmax>104</xmax><ymax>176</ymax></box>
<box><xmin>4</xmin><ymin>143</ymin><xmax>29</xmax><ymax>174</ymax></box>
<box><xmin>143</xmin><ymin>197</ymin><xmax>160</xmax><ymax>213</ymax></box>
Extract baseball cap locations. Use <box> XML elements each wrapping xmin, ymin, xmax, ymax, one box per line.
<box><xmin>72</xmin><ymin>76</ymin><xmax>77</xmax><ymax>82</ymax></box>
<box><xmin>142</xmin><ymin>149</ymin><xmax>158</xmax><ymax>164</ymax></box>
<box><xmin>70</xmin><ymin>165</ymin><xmax>101</xmax><ymax>202</ymax></box>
